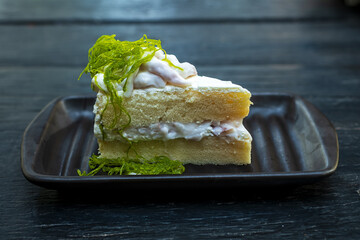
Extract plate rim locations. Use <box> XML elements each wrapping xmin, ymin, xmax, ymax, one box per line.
<box><xmin>21</xmin><ymin>93</ymin><xmax>339</xmax><ymax>189</ymax></box>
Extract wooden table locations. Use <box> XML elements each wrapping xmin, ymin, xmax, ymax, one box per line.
<box><xmin>1</xmin><ymin>0</ymin><xmax>359</xmax><ymax>239</ymax></box>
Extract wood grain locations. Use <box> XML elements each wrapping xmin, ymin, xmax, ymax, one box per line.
<box><xmin>1</xmin><ymin>21</ymin><xmax>360</xmax><ymax>68</ymax></box>
<box><xmin>0</xmin><ymin>0</ymin><xmax>348</xmax><ymax>22</ymax></box>
<box><xmin>0</xmin><ymin>0</ymin><xmax>359</xmax><ymax>239</ymax></box>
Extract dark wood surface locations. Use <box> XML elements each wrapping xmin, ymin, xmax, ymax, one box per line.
<box><xmin>1</xmin><ymin>1</ymin><xmax>359</xmax><ymax>239</ymax></box>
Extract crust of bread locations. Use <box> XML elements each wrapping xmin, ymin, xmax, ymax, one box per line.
<box><xmin>98</xmin><ymin>137</ymin><xmax>251</xmax><ymax>165</ymax></box>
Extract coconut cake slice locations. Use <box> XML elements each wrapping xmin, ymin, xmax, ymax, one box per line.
<box><xmin>79</xmin><ymin>35</ymin><xmax>252</xmax><ymax>175</ymax></box>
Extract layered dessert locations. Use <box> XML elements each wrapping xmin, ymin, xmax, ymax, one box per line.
<box><xmin>79</xmin><ymin>35</ymin><xmax>252</xmax><ymax>175</ymax></box>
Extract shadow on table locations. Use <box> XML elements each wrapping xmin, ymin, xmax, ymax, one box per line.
<box><xmin>52</xmin><ymin>179</ymin><xmax>334</xmax><ymax>204</ymax></box>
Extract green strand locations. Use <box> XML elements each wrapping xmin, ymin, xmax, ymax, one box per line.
<box><xmin>78</xmin><ymin>35</ymin><xmax>186</xmax><ymax>176</ymax></box>
<box><xmin>78</xmin><ymin>154</ymin><xmax>185</xmax><ymax>176</ymax></box>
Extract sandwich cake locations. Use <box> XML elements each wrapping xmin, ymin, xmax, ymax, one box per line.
<box><xmin>78</xmin><ymin>35</ymin><xmax>252</xmax><ymax>175</ymax></box>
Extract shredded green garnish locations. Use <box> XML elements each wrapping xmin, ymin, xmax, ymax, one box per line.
<box><xmin>78</xmin><ymin>35</ymin><xmax>186</xmax><ymax>176</ymax></box>
<box><xmin>79</xmin><ymin>34</ymin><xmax>164</xmax><ymax>134</ymax></box>
<box><xmin>77</xmin><ymin>154</ymin><xmax>185</xmax><ymax>176</ymax></box>
<box><xmin>79</xmin><ymin>35</ymin><xmax>159</xmax><ymax>91</ymax></box>
<box><xmin>78</xmin><ymin>34</ymin><xmax>182</xmax><ymax>135</ymax></box>
<box><xmin>79</xmin><ymin>34</ymin><xmax>181</xmax><ymax>96</ymax></box>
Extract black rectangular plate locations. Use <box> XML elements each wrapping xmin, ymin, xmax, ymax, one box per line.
<box><xmin>21</xmin><ymin>93</ymin><xmax>339</xmax><ymax>190</ymax></box>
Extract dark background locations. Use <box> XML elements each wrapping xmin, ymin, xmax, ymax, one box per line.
<box><xmin>0</xmin><ymin>0</ymin><xmax>359</xmax><ymax>239</ymax></box>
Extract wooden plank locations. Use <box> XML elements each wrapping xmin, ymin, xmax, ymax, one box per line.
<box><xmin>1</xmin><ymin>79</ymin><xmax>360</xmax><ymax>238</ymax></box>
<box><xmin>0</xmin><ymin>21</ymin><xmax>360</xmax><ymax>67</ymax></box>
<box><xmin>1</xmin><ymin>130</ymin><xmax>359</xmax><ymax>239</ymax></box>
<box><xmin>1</xmin><ymin>66</ymin><xmax>359</xmax><ymax>97</ymax></box>
<box><xmin>0</xmin><ymin>0</ymin><xmax>347</xmax><ymax>23</ymax></box>
<box><xmin>0</xmin><ymin>66</ymin><xmax>359</xmax><ymax>239</ymax></box>
<box><xmin>1</xmin><ymin>66</ymin><xmax>359</xmax><ymax>129</ymax></box>
<box><xmin>1</xmin><ymin>1</ymin><xmax>359</xmax><ymax>239</ymax></box>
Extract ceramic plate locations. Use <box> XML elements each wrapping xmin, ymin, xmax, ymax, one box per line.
<box><xmin>21</xmin><ymin>94</ymin><xmax>339</xmax><ymax>190</ymax></box>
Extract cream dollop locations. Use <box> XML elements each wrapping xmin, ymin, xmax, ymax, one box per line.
<box><xmin>91</xmin><ymin>51</ymin><xmax>248</xmax><ymax>97</ymax></box>
<box><xmin>135</xmin><ymin>57</ymin><xmax>191</xmax><ymax>88</ymax></box>
<box><xmin>133</xmin><ymin>71</ymin><xmax>166</xmax><ymax>89</ymax></box>
<box><xmin>91</xmin><ymin>51</ymin><xmax>197</xmax><ymax>95</ymax></box>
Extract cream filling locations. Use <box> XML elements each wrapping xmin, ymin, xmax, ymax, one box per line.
<box><xmin>94</xmin><ymin>120</ymin><xmax>252</xmax><ymax>143</ymax></box>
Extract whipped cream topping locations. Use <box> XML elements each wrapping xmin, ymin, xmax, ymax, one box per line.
<box><xmin>92</xmin><ymin>50</ymin><xmax>196</xmax><ymax>95</ymax></box>
<box><xmin>91</xmin><ymin>50</ymin><xmax>245</xmax><ymax>96</ymax></box>
<box><xmin>135</xmin><ymin>52</ymin><xmax>196</xmax><ymax>88</ymax></box>
<box><xmin>94</xmin><ymin>120</ymin><xmax>252</xmax><ymax>143</ymax></box>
